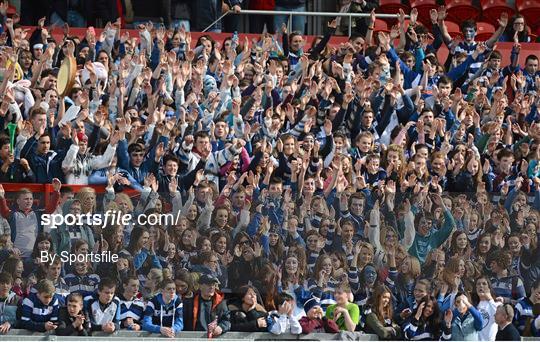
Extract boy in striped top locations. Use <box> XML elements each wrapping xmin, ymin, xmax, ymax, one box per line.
<box><xmin>20</xmin><ymin>279</ymin><xmax>60</xmax><ymax>332</ymax></box>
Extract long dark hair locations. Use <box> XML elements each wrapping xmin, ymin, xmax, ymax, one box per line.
<box><xmin>127</xmin><ymin>226</ymin><xmax>148</xmax><ymax>255</ymax></box>
<box><xmin>256</xmin><ymin>262</ymin><xmax>279</xmax><ymax>311</ymax></box>
<box><xmin>416</xmin><ymin>295</ymin><xmax>442</xmax><ymax>338</ymax></box>
<box><xmin>471</xmin><ymin>275</ymin><xmax>496</xmax><ymax>306</ymax></box>
<box><xmin>369</xmin><ymin>284</ymin><xmax>394</xmax><ymax>324</ymax></box>
<box><xmin>237</xmin><ymin>284</ymin><xmax>265</xmax><ymax>311</ymax></box>
<box><xmin>31</xmin><ymin>232</ymin><xmax>54</xmax><ymax>259</ymax></box>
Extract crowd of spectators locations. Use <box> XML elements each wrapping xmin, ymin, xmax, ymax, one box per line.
<box><xmin>0</xmin><ymin>1</ymin><xmax>538</xmax><ymax>340</ymax></box>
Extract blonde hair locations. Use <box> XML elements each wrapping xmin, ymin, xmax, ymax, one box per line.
<box><xmin>76</xmin><ymin>187</ymin><xmax>97</xmax><ymax>213</ymax></box>
<box><xmin>115</xmin><ymin>193</ymin><xmax>134</xmax><ymax>213</ymax></box>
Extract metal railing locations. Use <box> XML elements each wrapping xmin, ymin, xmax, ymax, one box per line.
<box><xmin>203</xmin><ymin>9</ymin><xmax>406</xmax><ymax>36</ymax></box>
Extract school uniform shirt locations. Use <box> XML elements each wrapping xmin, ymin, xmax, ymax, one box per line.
<box><xmin>84</xmin><ymin>293</ymin><xmax>121</xmax><ymax>332</ymax></box>
<box><xmin>118</xmin><ymin>293</ymin><xmax>145</xmax><ymax>325</ymax></box>
<box><xmin>64</xmin><ymin>273</ymin><xmax>101</xmax><ymax>297</ymax></box>
<box><xmin>514</xmin><ymin>297</ymin><xmax>537</xmax><ymax>335</ymax></box>
<box><xmin>20</xmin><ymin>292</ymin><xmax>61</xmax><ymax>332</ymax></box>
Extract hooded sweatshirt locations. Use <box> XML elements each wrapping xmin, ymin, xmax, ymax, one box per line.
<box><xmin>142</xmin><ymin>293</ymin><xmax>184</xmax><ymax>334</ymax></box>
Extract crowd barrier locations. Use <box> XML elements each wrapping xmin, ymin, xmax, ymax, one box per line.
<box><xmin>3</xmin><ymin>329</ymin><xmax>379</xmax><ymax>340</ymax></box>
<box><xmin>0</xmin><ymin>183</ymin><xmax>141</xmax><ymax>208</ymax></box>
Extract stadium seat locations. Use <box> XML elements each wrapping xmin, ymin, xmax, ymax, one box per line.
<box><xmin>482</xmin><ymin>0</ymin><xmax>515</xmax><ymax>27</ymax></box>
<box><xmin>374</xmin><ymin>18</ymin><xmax>389</xmax><ymax>33</ymax></box>
<box><xmin>476</xmin><ymin>21</ymin><xmax>496</xmax><ymax>41</ymax></box>
<box><xmin>446</xmin><ymin>0</ymin><xmax>481</xmax><ymax>23</ymax></box>
<box><xmin>516</xmin><ymin>0</ymin><xmax>540</xmax><ymax>30</ymax></box>
<box><xmin>409</xmin><ymin>0</ymin><xmax>438</xmax><ymax>26</ymax></box>
<box><xmin>378</xmin><ymin>0</ymin><xmax>410</xmax><ymax>26</ymax></box>
<box><xmin>445</xmin><ymin>20</ymin><xmax>462</xmax><ymax>39</ymax></box>
<box><xmin>6</xmin><ymin>4</ymin><xmax>16</xmax><ymax>16</ymax></box>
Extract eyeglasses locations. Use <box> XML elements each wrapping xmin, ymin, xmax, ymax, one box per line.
<box><xmin>238</xmin><ymin>240</ymin><xmax>250</xmax><ymax>246</ymax></box>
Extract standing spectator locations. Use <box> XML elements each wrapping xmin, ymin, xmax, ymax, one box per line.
<box><xmin>495</xmin><ymin>304</ymin><xmax>521</xmax><ymax>340</ymax></box>
<box><xmin>84</xmin><ymin>278</ymin><xmax>121</xmax><ymax>334</ymax></box>
<box><xmin>450</xmin><ymin>292</ymin><xmax>484</xmax><ymax>341</ymax></box>
<box><xmin>49</xmin><ymin>0</ymin><xmax>92</xmax><ymax>27</ymax></box>
<box><xmin>299</xmin><ymin>296</ymin><xmax>340</xmax><ymax>333</ymax></box>
<box><xmin>0</xmin><ymin>180</ymin><xmax>61</xmax><ymax>258</ymax></box>
<box><xmin>20</xmin><ymin>279</ymin><xmax>60</xmax><ymax>332</ymax></box>
<box><xmin>228</xmin><ymin>285</ymin><xmax>268</xmax><ymax>332</ymax></box>
<box><xmin>142</xmin><ymin>279</ymin><xmax>184</xmax><ymax>337</ymax></box>
<box><xmin>191</xmin><ymin>0</ymin><xmax>241</xmax><ymax>33</ymax></box>
<box><xmin>249</xmin><ymin>0</ymin><xmax>275</xmax><ymax>34</ymax></box>
<box><xmin>325</xmin><ymin>284</ymin><xmax>359</xmax><ymax>332</ymax></box>
<box><xmin>182</xmin><ymin>274</ymin><xmax>230</xmax><ymax>336</ymax></box>
<box><xmin>0</xmin><ymin>272</ymin><xmax>19</xmax><ymax>334</ymax></box>
<box><xmin>274</xmin><ymin>0</ymin><xmax>307</xmax><ymax>34</ymax></box>
<box><xmin>55</xmin><ymin>293</ymin><xmax>90</xmax><ymax>336</ymax></box>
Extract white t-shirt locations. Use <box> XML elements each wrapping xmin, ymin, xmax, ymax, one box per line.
<box><xmin>477</xmin><ymin>299</ymin><xmax>501</xmax><ymax>341</ymax></box>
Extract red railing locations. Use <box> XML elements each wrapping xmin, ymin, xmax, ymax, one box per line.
<box><xmin>1</xmin><ymin>183</ymin><xmax>141</xmax><ymax>208</ymax></box>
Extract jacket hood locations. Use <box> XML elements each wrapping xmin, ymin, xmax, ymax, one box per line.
<box><xmin>61</xmin><ymin>199</ymin><xmax>80</xmax><ymax>216</ymax></box>
<box><xmin>156</xmin><ymin>292</ymin><xmax>179</xmax><ymax>307</ymax></box>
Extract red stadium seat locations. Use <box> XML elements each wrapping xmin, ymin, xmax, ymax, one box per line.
<box><xmin>476</xmin><ymin>22</ymin><xmax>496</xmax><ymax>41</ymax></box>
<box><xmin>482</xmin><ymin>0</ymin><xmax>515</xmax><ymax>27</ymax></box>
<box><xmin>6</xmin><ymin>4</ymin><xmax>16</xmax><ymax>16</ymax></box>
<box><xmin>374</xmin><ymin>18</ymin><xmax>389</xmax><ymax>33</ymax></box>
<box><xmin>517</xmin><ymin>0</ymin><xmax>540</xmax><ymax>30</ymax></box>
<box><xmin>446</xmin><ymin>0</ymin><xmax>481</xmax><ymax>23</ymax></box>
<box><xmin>379</xmin><ymin>0</ymin><xmax>411</xmax><ymax>26</ymax></box>
<box><xmin>409</xmin><ymin>0</ymin><xmax>438</xmax><ymax>26</ymax></box>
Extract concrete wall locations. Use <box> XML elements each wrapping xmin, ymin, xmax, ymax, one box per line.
<box><xmin>4</xmin><ymin>329</ymin><xmax>379</xmax><ymax>341</ymax></box>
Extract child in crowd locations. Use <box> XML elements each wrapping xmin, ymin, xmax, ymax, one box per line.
<box><xmin>84</xmin><ymin>278</ymin><xmax>120</xmax><ymax>334</ymax></box>
<box><xmin>55</xmin><ymin>293</ymin><xmax>90</xmax><ymax>336</ymax></box>
<box><xmin>20</xmin><ymin>279</ymin><xmax>60</xmax><ymax>332</ymax></box>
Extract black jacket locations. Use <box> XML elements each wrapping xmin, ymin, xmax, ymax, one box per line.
<box><xmin>189</xmin><ymin>0</ymin><xmax>241</xmax><ymax>32</ymax></box>
<box><xmin>55</xmin><ymin>307</ymin><xmax>90</xmax><ymax>336</ymax></box>
<box><xmin>496</xmin><ymin>323</ymin><xmax>521</xmax><ymax>341</ymax></box>
<box><xmin>228</xmin><ymin>301</ymin><xmax>268</xmax><ymax>332</ymax></box>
